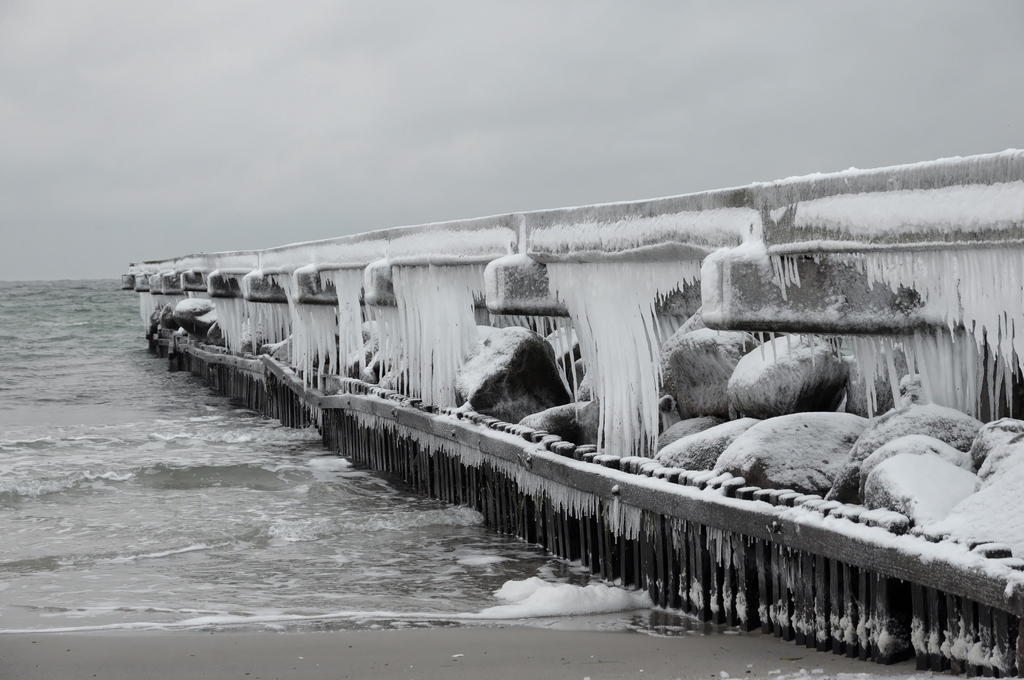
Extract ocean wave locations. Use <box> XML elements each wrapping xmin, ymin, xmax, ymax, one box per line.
<box><xmin>107</xmin><ymin>544</ymin><xmax>212</xmax><ymax>563</ymax></box>
<box><xmin>0</xmin><ymin>469</ymin><xmax>136</xmax><ymax>498</ymax></box>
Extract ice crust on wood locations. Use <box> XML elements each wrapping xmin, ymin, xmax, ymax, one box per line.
<box><xmin>714</xmin><ymin>412</ymin><xmax>867</xmax><ymax>495</ymax></box>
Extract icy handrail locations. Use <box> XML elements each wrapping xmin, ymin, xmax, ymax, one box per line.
<box><xmin>129</xmin><ymin>149</ymin><xmax>1024</xmax><ymax>275</ymax></box>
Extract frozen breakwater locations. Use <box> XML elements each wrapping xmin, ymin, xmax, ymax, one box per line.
<box><xmin>127</xmin><ymin>150</ymin><xmax>1024</xmax><ymax>675</ymax></box>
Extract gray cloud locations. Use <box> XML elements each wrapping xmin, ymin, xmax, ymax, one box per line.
<box><xmin>1</xmin><ymin>0</ymin><xmax>1022</xmax><ymax>279</ymax></box>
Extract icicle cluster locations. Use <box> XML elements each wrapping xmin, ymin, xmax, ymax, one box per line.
<box><xmin>138</xmin><ymin>291</ymin><xmax>159</xmax><ymax>327</ymax></box>
<box><xmin>391</xmin><ymin>264</ymin><xmax>485</xmax><ymax>408</ymax></box>
<box><xmin>771</xmin><ymin>249</ymin><xmax>1022</xmax><ymax>419</ymax></box>
<box><xmin>250</xmin><ymin>302</ymin><xmax>290</xmax><ymax>348</ymax></box>
<box><xmin>327</xmin><ymin>269</ymin><xmax>368</xmax><ymax>377</ymax></box>
<box><xmin>547</xmin><ymin>260</ymin><xmax>702</xmax><ymax>456</ymax></box>
<box><xmin>214</xmin><ymin>297</ymin><xmax>251</xmax><ymax>355</ymax></box>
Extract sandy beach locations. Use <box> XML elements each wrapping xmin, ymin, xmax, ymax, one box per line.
<box><xmin>0</xmin><ymin>626</ymin><xmax>918</xmax><ymax>680</ymax></box>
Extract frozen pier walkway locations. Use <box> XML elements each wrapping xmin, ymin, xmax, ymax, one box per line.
<box><xmin>127</xmin><ymin>150</ymin><xmax>1024</xmax><ymax>676</ymax></box>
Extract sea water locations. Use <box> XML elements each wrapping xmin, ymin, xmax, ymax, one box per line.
<box><xmin>0</xmin><ymin>280</ymin><xmax>697</xmax><ymax>634</ymax></box>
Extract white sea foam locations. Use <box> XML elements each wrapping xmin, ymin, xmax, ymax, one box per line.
<box><xmin>108</xmin><ymin>544</ymin><xmax>211</xmax><ymax>563</ymax></box>
<box><xmin>477</xmin><ymin>577</ymin><xmax>652</xmax><ymax>618</ymax></box>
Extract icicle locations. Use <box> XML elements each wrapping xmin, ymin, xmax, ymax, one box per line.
<box><xmin>390</xmin><ymin>264</ymin><xmax>485</xmax><ymax>408</ymax></box>
<box><xmin>546</xmin><ymin>260</ymin><xmax>701</xmax><ymax>457</ymax></box>
<box><xmin>213</xmin><ymin>297</ymin><xmax>251</xmax><ymax>354</ymax></box>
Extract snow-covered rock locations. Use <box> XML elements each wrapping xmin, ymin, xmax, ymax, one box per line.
<box><xmin>657</xmin><ymin>416</ymin><xmax>724</xmax><ymax>451</ymax></box>
<box><xmin>660</xmin><ymin>329</ymin><xmax>756</xmax><ymax>419</ymax></box>
<box><xmin>260</xmin><ymin>336</ymin><xmax>292</xmax><ymax>364</ymax></box>
<box><xmin>657</xmin><ymin>418</ymin><xmax>759</xmax><ymax>471</ymax></box>
<box><xmin>971</xmin><ymin>418</ymin><xmax>1024</xmax><ymax>471</ymax></box>
<box><xmin>715</xmin><ymin>412</ymin><xmax>867</xmax><ymax>495</ymax></box>
<box><xmin>456</xmin><ymin>326</ymin><xmax>572</xmax><ymax>424</ymax></box>
<box><xmin>858</xmin><ymin>434</ymin><xmax>972</xmax><ymax>498</ymax></box>
<box><xmin>657</xmin><ymin>310</ymin><xmax>705</xmax><ymax>403</ymax></box>
<box><xmin>519</xmin><ymin>400</ymin><xmax>599</xmax><ymax>446</ymax></box>
<box><xmin>205</xmin><ymin>320</ymin><xmax>225</xmax><ymax>347</ymax></box>
<box><xmin>172</xmin><ymin>298</ymin><xmax>217</xmax><ymax>341</ymax></box>
<box><xmin>863</xmin><ymin>453</ymin><xmax>977</xmax><ymax>525</ymax></box>
<box><xmin>727</xmin><ymin>335</ymin><xmax>848</xmax><ymax>420</ymax></box>
<box><xmin>159</xmin><ymin>303</ymin><xmax>179</xmax><ymax>331</ymax></box>
<box><xmin>925</xmin><ymin>463</ymin><xmax>1024</xmax><ymax>555</ymax></box>
<box><xmin>827</xmin><ymin>403</ymin><xmax>982</xmax><ymax>504</ymax></box>
<box><xmin>844</xmin><ymin>348</ymin><xmax>908</xmax><ymax>418</ymax></box>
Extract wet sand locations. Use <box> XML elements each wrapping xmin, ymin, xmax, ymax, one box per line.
<box><xmin>0</xmin><ymin>626</ymin><xmax>917</xmax><ymax>680</ymax></box>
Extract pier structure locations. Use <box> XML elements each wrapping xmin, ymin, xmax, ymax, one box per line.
<box><xmin>128</xmin><ymin>150</ymin><xmax>1024</xmax><ymax>675</ymax></box>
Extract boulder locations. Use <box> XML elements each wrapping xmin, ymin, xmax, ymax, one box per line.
<box><xmin>657</xmin><ymin>309</ymin><xmax>706</xmax><ymax>404</ymax></box>
<box><xmin>657</xmin><ymin>418</ymin><xmax>759</xmax><ymax>471</ymax></box>
<box><xmin>519</xmin><ymin>400</ymin><xmax>599</xmax><ymax>446</ymax></box>
<box><xmin>657</xmin><ymin>416</ymin><xmax>725</xmax><ymax>451</ymax></box>
<box><xmin>715</xmin><ymin>412</ymin><xmax>868</xmax><ymax>495</ymax></box>
<box><xmin>205</xmin><ymin>320</ymin><xmax>225</xmax><ymax>347</ymax></box>
<box><xmin>864</xmin><ymin>453</ymin><xmax>978</xmax><ymax>525</ymax></box>
<box><xmin>575</xmin><ymin>360</ymin><xmax>592</xmax><ymax>401</ymax></box>
<box><xmin>727</xmin><ymin>335</ymin><xmax>849</xmax><ymax>420</ymax></box>
<box><xmin>661</xmin><ymin>329</ymin><xmax>756</xmax><ymax>419</ymax></box>
<box><xmin>977</xmin><ymin>433</ymin><xmax>1024</xmax><ymax>487</ymax></box>
<box><xmin>925</xmin><ymin>463</ymin><xmax>1024</xmax><ymax>556</ymax></box>
<box><xmin>456</xmin><ymin>326</ymin><xmax>572</xmax><ymax>423</ymax></box>
<box><xmin>827</xmin><ymin>403</ymin><xmax>983</xmax><ymax>504</ymax></box>
<box><xmin>971</xmin><ymin>418</ymin><xmax>1024</xmax><ymax>471</ymax></box>
<box><xmin>159</xmin><ymin>303</ymin><xmax>179</xmax><ymax>331</ymax></box>
<box><xmin>858</xmin><ymin>434</ymin><xmax>972</xmax><ymax>499</ymax></box>
<box><xmin>844</xmin><ymin>348</ymin><xmax>909</xmax><ymax>418</ymax></box>
<box><xmin>172</xmin><ymin>298</ymin><xmax>217</xmax><ymax>340</ymax></box>
<box><xmin>260</xmin><ymin>336</ymin><xmax>292</xmax><ymax>364</ymax></box>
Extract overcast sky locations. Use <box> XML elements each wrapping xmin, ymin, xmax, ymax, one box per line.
<box><xmin>1</xmin><ymin>1</ymin><xmax>1022</xmax><ymax>280</ymax></box>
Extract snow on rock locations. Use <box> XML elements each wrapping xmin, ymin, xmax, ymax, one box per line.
<box><xmin>456</xmin><ymin>326</ymin><xmax>571</xmax><ymax>424</ymax></box>
<box><xmin>827</xmin><ymin>403</ymin><xmax>982</xmax><ymax>504</ymax></box>
<box><xmin>727</xmin><ymin>335</ymin><xmax>848</xmax><ymax>420</ymax></box>
<box><xmin>478</xmin><ymin>576</ymin><xmax>652</xmax><ymax>618</ymax></box>
<box><xmin>971</xmin><ymin>418</ymin><xmax>1024</xmax><ymax>472</ymax></box>
<box><xmin>657</xmin><ymin>418</ymin><xmax>759</xmax><ymax>471</ymax></box>
<box><xmin>159</xmin><ymin>303</ymin><xmax>179</xmax><ymax>331</ymax></box>
<box><xmin>172</xmin><ymin>298</ymin><xmax>217</xmax><ymax>341</ymax></box>
<box><xmin>858</xmin><ymin>434</ymin><xmax>972</xmax><ymax>499</ymax></box>
<box><xmin>519</xmin><ymin>401</ymin><xmax>599</xmax><ymax>446</ymax></box>
<box><xmin>925</xmin><ymin>460</ymin><xmax>1024</xmax><ymax>554</ymax></box>
<box><xmin>657</xmin><ymin>416</ymin><xmax>725</xmax><ymax>451</ymax></box>
<box><xmin>863</xmin><ymin>452</ymin><xmax>977</xmax><ymax>525</ymax></box>
<box><xmin>260</xmin><ymin>336</ymin><xmax>292</xmax><ymax>364</ymax></box>
<box><xmin>660</xmin><ymin>328</ymin><xmax>757</xmax><ymax>419</ymax></box>
<box><xmin>715</xmin><ymin>412</ymin><xmax>867</xmax><ymax>495</ymax></box>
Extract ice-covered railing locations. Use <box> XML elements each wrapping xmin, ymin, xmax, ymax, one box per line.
<box><xmin>702</xmin><ymin>150</ymin><xmax>1024</xmax><ymax>419</ymax></box>
<box><xmin>128</xmin><ymin>149</ymin><xmax>1024</xmax><ymax>448</ymax></box>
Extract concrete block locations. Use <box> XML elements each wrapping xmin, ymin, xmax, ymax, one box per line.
<box><xmin>180</xmin><ymin>270</ymin><xmax>208</xmax><ymax>292</ymax></box>
<box><xmin>294</xmin><ymin>264</ymin><xmax>339</xmax><ymax>306</ymax></box>
<box><xmin>243</xmin><ymin>270</ymin><xmax>288</xmax><ymax>304</ymax></box>
<box><xmin>121</xmin><ymin>274</ymin><xmax>136</xmax><ymax>290</ymax></box>
<box><xmin>701</xmin><ymin>251</ymin><xmax>943</xmax><ymax>334</ymax></box>
<box><xmin>363</xmin><ymin>259</ymin><xmax>396</xmax><ymax>307</ymax></box>
<box><xmin>484</xmin><ymin>255</ymin><xmax>568</xmax><ymax>316</ymax></box>
<box><xmin>207</xmin><ymin>269</ymin><xmax>248</xmax><ymax>299</ymax></box>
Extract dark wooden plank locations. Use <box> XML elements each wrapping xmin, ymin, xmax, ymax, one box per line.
<box><xmin>949</xmin><ymin>593</ymin><xmax>965</xmax><ymax>675</ymax></box>
<box><xmin>814</xmin><ymin>553</ymin><xmax>830</xmax><ymax>652</ymax></box>
<box><xmin>757</xmin><ymin>539</ymin><xmax>773</xmax><ymax>635</ymax></box>
<box><xmin>912</xmin><ymin>582</ymin><xmax>930</xmax><ymax>670</ymax></box>
<box><xmin>992</xmin><ymin>608</ymin><xmax>1018</xmax><ymax>677</ymax></box>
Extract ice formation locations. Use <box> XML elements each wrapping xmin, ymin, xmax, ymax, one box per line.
<box><xmin>391</xmin><ymin>264</ymin><xmax>485</xmax><ymax>408</ymax></box>
<box><xmin>214</xmin><ymin>297</ymin><xmax>252</xmax><ymax>355</ymax></box>
<box><xmin>547</xmin><ymin>260</ymin><xmax>702</xmax><ymax>456</ymax></box>
<box><xmin>772</xmin><ymin>249</ymin><xmax>1018</xmax><ymax>420</ymax></box>
<box><xmin>327</xmin><ymin>268</ymin><xmax>368</xmax><ymax>377</ymax></box>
